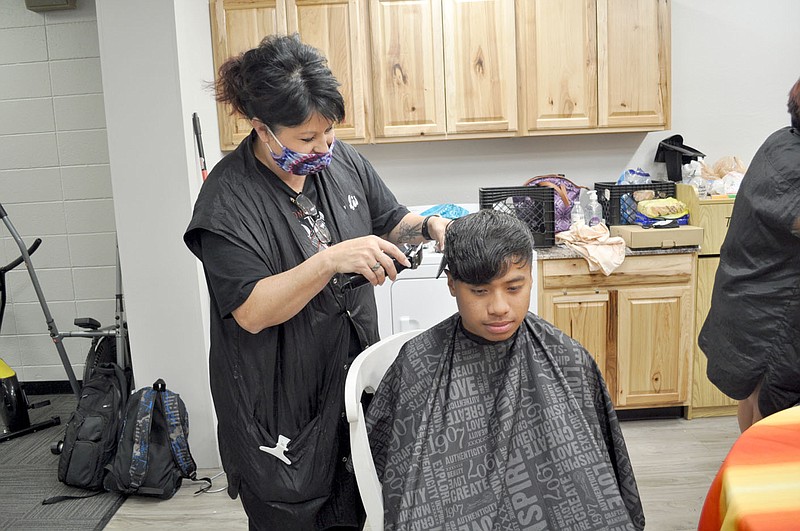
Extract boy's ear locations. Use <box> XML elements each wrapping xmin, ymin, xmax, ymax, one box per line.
<box><xmin>446</xmin><ymin>271</ymin><xmax>456</xmax><ymax>297</ymax></box>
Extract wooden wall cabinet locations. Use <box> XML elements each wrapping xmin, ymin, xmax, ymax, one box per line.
<box><xmin>210</xmin><ymin>0</ymin><xmax>288</xmax><ymax>150</ymax></box>
<box><xmin>286</xmin><ymin>0</ymin><xmax>370</xmax><ymax>143</ymax></box>
<box><xmin>210</xmin><ymin>0</ymin><xmax>370</xmax><ymax>149</ymax></box>
<box><xmin>597</xmin><ymin>0</ymin><xmax>670</xmax><ymax>128</ymax></box>
<box><xmin>517</xmin><ymin>0</ymin><xmax>670</xmax><ymax>133</ymax></box>
<box><xmin>538</xmin><ymin>253</ymin><xmax>695</xmax><ymax>409</ymax></box>
<box><xmin>368</xmin><ymin>0</ymin><xmax>446</xmax><ymax>138</ymax></box>
<box><xmin>209</xmin><ymin>0</ymin><xmax>670</xmax><ymax>149</ymax></box>
<box><xmin>369</xmin><ymin>0</ymin><xmax>517</xmax><ymax>139</ymax></box>
<box><xmin>676</xmin><ymin>184</ymin><xmax>738</xmax><ymax>419</ymax></box>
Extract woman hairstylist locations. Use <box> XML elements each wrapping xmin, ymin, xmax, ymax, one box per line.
<box><xmin>184</xmin><ymin>34</ymin><xmax>449</xmax><ymax>530</ymax></box>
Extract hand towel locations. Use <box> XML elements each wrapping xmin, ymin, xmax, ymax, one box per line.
<box><xmin>555</xmin><ymin>222</ymin><xmax>626</xmax><ymax>275</ymax></box>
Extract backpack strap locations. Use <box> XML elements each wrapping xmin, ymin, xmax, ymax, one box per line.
<box><xmin>110</xmin><ymin>362</ymin><xmax>129</xmax><ymax>408</ymax></box>
<box><xmin>42</xmin><ymin>491</ymin><xmax>104</xmax><ymax>505</ymax></box>
<box><xmin>159</xmin><ymin>389</ymin><xmax>196</xmax><ymax>478</ymax></box>
<box><xmin>129</xmin><ymin>387</ymin><xmax>157</xmax><ymax>489</ymax></box>
<box><xmin>156</xmin><ymin>381</ymin><xmax>212</xmax><ymax>490</ymax></box>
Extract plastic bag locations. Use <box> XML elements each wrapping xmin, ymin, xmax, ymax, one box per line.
<box><xmin>708</xmin><ymin>171</ymin><xmax>744</xmax><ymax>195</ymax></box>
<box><xmin>617</xmin><ymin>167</ymin><xmax>651</xmax><ymax>185</ymax></box>
<box><xmin>701</xmin><ymin>156</ymin><xmax>747</xmax><ymax>179</ymax></box>
<box><xmin>419</xmin><ymin>204</ymin><xmax>470</xmax><ymax>219</ymax></box>
<box><xmin>682</xmin><ymin>159</ymin><xmax>704</xmax><ymax>182</ymax></box>
<box><xmin>634</xmin><ymin>212</ymin><xmax>689</xmax><ymax>227</ymax></box>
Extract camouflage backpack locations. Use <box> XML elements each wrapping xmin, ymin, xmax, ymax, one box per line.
<box><xmin>103</xmin><ymin>379</ymin><xmax>209</xmax><ymax>499</ymax></box>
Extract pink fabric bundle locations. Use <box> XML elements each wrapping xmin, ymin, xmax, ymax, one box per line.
<box><xmin>556</xmin><ymin>222</ymin><xmax>626</xmax><ymax>275</ymax></box>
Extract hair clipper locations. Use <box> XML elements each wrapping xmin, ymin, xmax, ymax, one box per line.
<box><xmin>341</xmin><ymin>243</ymin><xmax>423</xmax><ymax>290</ymax></box>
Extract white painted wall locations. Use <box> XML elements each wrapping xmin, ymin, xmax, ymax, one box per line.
<box><xmin>95</xmin><ymin>0</ymin><xmax>222</xmax><ymax>466</ymax></box>
<box><xmin>3</xmin><ymin>0</ymin><xmax>798</xmax><ymax>467</ymax></box>
<box><xmin>0</xmin><ymin>1</ymin><xmax>116</xmax><ymax>382</ymax></box>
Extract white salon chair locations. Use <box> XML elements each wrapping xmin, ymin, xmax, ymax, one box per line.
<box><xmin>344</xmin><ymin>329</ymin><xmax>423</xmax><ymax>531</ymax></box>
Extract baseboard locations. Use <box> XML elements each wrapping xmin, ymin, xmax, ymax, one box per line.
<box><xmin>617</xmin><ymin>406</ymin><xmax>684</xmax><ymax>421</ymax></box>
<box><xmin>21</xmin><ymin>380</ymin><xmax>79</xmax><ymax>395</ymax></box>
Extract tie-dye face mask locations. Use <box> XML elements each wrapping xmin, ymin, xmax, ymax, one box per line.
<box><xmin>266</xmin><ymin>128</ymin><xmax>335</xmax><ymax>175</ymax></box>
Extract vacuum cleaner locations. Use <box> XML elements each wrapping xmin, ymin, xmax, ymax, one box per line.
<box><xmin>0</xmin><ymin>236</ymin><xmax>60</xmax><ymax>443</ymax></box>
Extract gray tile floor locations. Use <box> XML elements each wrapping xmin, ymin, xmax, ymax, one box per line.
<box><xmin>105</xmin><ymin>415</ymin><xmax>740</xmax><ymax>530</ymax></box>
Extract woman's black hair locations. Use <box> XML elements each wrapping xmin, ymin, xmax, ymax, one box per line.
<box><xmin>443</xmin><ymin>210</ymin><xmax>534</xmax><ymax>285</ymax></box>
<box><xmin>215</xmin><ymin>33</ymin><xmax>345</xmax><ymax>130</ymax></box>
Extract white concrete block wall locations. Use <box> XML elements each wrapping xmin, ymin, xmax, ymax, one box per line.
<box><xmin>0</xmin><ymin>0</ymin><xmax>115</xmax><ymax>384</ymax></box>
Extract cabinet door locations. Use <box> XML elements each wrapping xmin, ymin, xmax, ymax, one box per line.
<box><xmin>597</xmin><ymin>0</ymin><xmax>669</xmax><ymax>128</ymax></box>
<box><xmin>691</xmin><ymin>257</ymin><xmax>737</xmax><ymax>411</ymax></box>
<box><xmin>286</xmin><ymin>0</ymin><xmax>369</xmax><ymax>142</ymax></box>
<box><xmin>616</xmin><ymin>285</ymin><xmax>692</xmax><ymax>407</ymax></box>
<box><xmin>369</xmin><ymin>0</ymin><xmax>447</xmax><ymax>138</ymax></box>
<box><xmin>541</xmin><ymin>290</ymin><xmax>612</xmax><ymax>387</ymax></box>
<box><xmin>441</xmin><ymin>0</ymin><xmax>518</xmax><ymax>133</ymax></box>
<box><xmin>697</xmin><ymin>202</ymin><xmax>734</xmax><ymax>255</ymax></box>
<box><xmin>517</xmin><ymin>0</ymin><xmax>597</xmax><ymax>131</ymax></box>
<box><xmin>210</xmin><ymin>0</ymin><xmax>288</xmax><ymax>150</ymax></box>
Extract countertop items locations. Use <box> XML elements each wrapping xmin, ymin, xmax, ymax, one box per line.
<box><xmin>536</xmin><ymin>243</ymin><xmax>698</xmax><ymax>260</ymax></box>
<box><xmin>610</xmin><ymin>224</ymin><xmax>704</xmax><ymax>250</ymax></box>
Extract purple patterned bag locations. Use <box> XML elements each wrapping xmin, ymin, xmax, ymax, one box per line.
<box><xmin>525</xmin><ymin>174</ymin><xmax>588</xmax><ymax>232</ymax></box>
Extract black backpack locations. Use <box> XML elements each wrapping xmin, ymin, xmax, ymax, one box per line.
<box><xmin>103</xmin><ymin>378</ymin><xmax>210</xmax><ymax>499</ymax></box>
<box><xmin>44</xmin><ymin>362</ymin><xmax>128</xmax><ymax>502</ymax></box>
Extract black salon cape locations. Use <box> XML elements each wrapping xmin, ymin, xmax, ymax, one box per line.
<box><xmin>366</xmin><ymin>313</ymin><xmax>645</xmax><ymax>531</ymax></box>
<box><xmin>184</xmin><ymin>131</ymin><xmax>408</xmax><ymax>529</ymax></box>
<box><xmin>699</xmin><ymin>126</ymin><xmax>800</xmax><ymax>416</ymax></box>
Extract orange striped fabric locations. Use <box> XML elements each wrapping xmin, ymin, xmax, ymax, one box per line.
<box><xmin>698</xmin><ymin>406</ymin><xmax>800</xmax><ymax>531</ymax></box>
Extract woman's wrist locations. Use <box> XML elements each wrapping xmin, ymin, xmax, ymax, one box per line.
<box><xmin>421</xmin><ymin>214</ymin><xmax>440</xmax><ymax>240</ymax></box>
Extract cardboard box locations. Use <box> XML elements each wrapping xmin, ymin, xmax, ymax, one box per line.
<box><xmin>610</xmin><ymin>224</ymin><xmax>704</xmax><ymax>249</ymax></box>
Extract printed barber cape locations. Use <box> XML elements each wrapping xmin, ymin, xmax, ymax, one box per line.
<box><xmin>365</xmin><ymin>313</ymin><xmax>645</xmax><ymax>531</ymax></box>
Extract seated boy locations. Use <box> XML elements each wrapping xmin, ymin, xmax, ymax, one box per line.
<box><xmin>365</xmin><ymin>210</ymin><xmax>645</xmax><ymax>530</ymax></box>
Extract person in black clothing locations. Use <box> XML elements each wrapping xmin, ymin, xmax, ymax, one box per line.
<box><xmin>699</xmin><ymin>77</ymin><xmax>800</xmax><ymax>432</ymax></box>
<box><xmin>184</xmin><ymin>34</ymin><xmax>450</xmax><ymax>530</ymax></box>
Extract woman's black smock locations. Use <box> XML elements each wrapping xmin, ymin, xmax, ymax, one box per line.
<box><xmin>184</xmin><ymin>131</ymin><xmax>408</xmax><ymax>528</ymax></box>
<box><xmin>699</xmin><ymin>126</ymin><xmax>800</xmax><ymax>417</ymax></box>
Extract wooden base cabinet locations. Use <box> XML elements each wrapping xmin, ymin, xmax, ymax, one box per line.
<box><xmin>688</xmin><ymin>257</ymin><xmax>738</xmax><ymax>418</ymax></box>
<box><xmin>616</xmin><ymin>285</ymin><xmax>692</xmax><ymax>407</ymax></box>
<box><xmin>676</xmin><ymin>184</ymin><xmax>738</xmax><ymax>419</ymax></box>
<box><xmin>543</xmin><ymin>290</ymin><xmax>612</xmax><ymax>384</ymax></box>
<box><xmin>538</xmin><ymin>253</ymin><xmax>695</xmax><ymax>410</ymax></box>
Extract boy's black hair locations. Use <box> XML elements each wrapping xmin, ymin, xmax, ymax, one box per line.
<box><xmin>442</xmin><ymin>210</ymin><xmax>534</xmax><ymax>285</ymax></box>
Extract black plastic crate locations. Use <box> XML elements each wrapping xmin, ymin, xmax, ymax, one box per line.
<box><xmin>594</xmin><ymin>181</ymin><xmax>676</xmax><ymax>225</ymax></box>
<box><xmin>478</xmin><ymin>186</ymin><xmax>555</xmax><ymax>247</ymax></box>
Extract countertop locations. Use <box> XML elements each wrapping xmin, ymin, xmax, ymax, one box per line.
<box><xmin>536</xmin><ymin>244</ymin><xmax>698</xmax><ymax>261</ymax></box>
